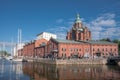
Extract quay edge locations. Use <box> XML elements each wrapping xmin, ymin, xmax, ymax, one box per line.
<box><xmin>28</xmin><ymin>58</ymin><xmax>108</xmax><ymax>65</ymax></box>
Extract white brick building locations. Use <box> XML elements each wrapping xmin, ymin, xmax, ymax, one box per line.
<box><xmin>36</xmin><ymin>32</ymin><xmax>57</xmax><ymax>40</ymax></box>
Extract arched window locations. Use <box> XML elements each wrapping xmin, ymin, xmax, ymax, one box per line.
<box><xmin>41</xmin><ymin>42</ymin><xmax>46</xmax><ymax>46</ymax></box>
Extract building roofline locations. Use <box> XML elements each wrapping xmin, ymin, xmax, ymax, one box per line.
<box><xmin>51</xmin><ymin>38</ymin><xmax>84</xmax><ymax>44</ymax></box>
<box><xmin>36</xmin><ymin>32</ymin><xmax>56</xmax><ymax>36</ymax></box>
<box><xmin>78</xmin><ymin>40</ymin><xmax>118</xmax><ymax>45</ymax></box>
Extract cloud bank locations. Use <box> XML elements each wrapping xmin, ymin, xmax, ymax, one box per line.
<box><xmin>85</xmin><ymin>13</ymin><xmax>120</xmax><ymax>40</ymax></box>
<box><xmin>46</xmin><ymin>13</ymin><xmax>120</xmax><ymax>40</ymax></box>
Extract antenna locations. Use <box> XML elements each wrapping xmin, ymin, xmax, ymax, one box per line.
<box><xmin>17</xmin><ymin>28</ymin><xmax>22</xmax><ymax>57</ymax></box>
<box><xmin>20</xmin><ymin>28</ymin><xmax>22</xmax><ymax>44</ymax></box>
<box><xmin>18</xmin><ymin>28</ymin><xmax>22</xmax><ymax>44</ymax></box>
<box><xmin>20</xmin><ymin>28</ymin><xmax>22</xmax><ymax>56</ymax></box>
<box><xmin>11</xmin><ymin>38</ymin><xmax>13</xmax><ymax>56</ymax></box>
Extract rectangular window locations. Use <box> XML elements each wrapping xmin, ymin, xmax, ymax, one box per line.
<box><xmin>64</xmin><ymin>48</ymin><xmax>66</xmax><ymax>51</ymax></box>
<box><xmin>93</xmin><ymin>48</ymin><xmax>95</xmax><ymax>51</ymax></box>
<box><xmin>98</xmin><ymin>48</ymin><xmax>99</xmax><ymax>51</ymax></box>
<box><xmin>79</xmin><ymin>49</ymin><xmax>81</xmax><ymax>51</ymax></box>
<box><xmin>102</xmin><ymin>48</ymin><xmax>104</xmax><ymax>51</ymax></box>
<box><xmin>62</xmin><ymin>48</ymin><xmax>63</xmax><ymax>51</ymax></box>
<box><xmin>62</xmin><ymin>48</ymin><xmax>66</xmax><ymax>51</ymax></box>
<box><xmin>110</xmin><ymin>48</ymin><xmax>112</xmax><ymax>51</ymax></box>
<box><xmin>76</xmin><ymin>49</ymin><xmax>78</xmax><ymax>51</ymax></box>
<box><xmin>106</xmin><ymin>48</ymin><xmax>107</xmax><ymax>51</ymax></box>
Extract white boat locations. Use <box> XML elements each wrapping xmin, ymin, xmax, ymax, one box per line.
<box><xmin>6</xmin><ymin>56</ymin><xmax>13</xmax><ymax>60</ymax></box>
<box><xmin>13</xmin><ymin>58</ymin><xmax>27</xmax><ymax>62</ymax></box>
<box><xmin>13</xmin><ymin>58</ymin><xmax>23</xmax><ymax>62</ymax></box>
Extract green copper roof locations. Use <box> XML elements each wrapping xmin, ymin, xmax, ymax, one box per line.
<box><xmin>75</xmin><ymin>14</ymin><xmax>82</xmax><ymax>23</ymax></box>
<box><xmin>51</xmin><ymin>38</ymin><xmax>82</xmax><ymax>44</ymax></box>
<box><xmin>82</xmin><ymin>40</ymin><xmax>117</xmax><ymax>45</ymax></box>
<box><xmin>51</xmin><ymin>38</ymin><xmax>117</xmax><ymax>45</ymax></box>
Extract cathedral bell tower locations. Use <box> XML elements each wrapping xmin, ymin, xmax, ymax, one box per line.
<box><xmin>66</xmin><ymin>14</ymin><xmax>91</xmax><ymax>41</ymax></box>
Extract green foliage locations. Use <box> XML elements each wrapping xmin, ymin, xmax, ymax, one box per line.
<box><xmin>100</xmin><ymin>38</ymin><xmax>111</xmax><ymax>42</ymax></box>
<box><xmin>0</xmin><ymin>50</ymin><xmax>10</xmax><ymax>56</ymax></box>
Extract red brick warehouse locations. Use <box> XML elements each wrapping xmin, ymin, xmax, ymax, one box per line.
<box><xmin>20</xmin><ymin>14</ymin><xmax>118</xmax><ymax>59</ymax></box>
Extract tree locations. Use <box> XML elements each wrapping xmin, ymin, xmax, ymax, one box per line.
<box><xmin>0</xmin><ymin>50</ymin><xmax>10</xmax><ymax>56</ymax></box>
<box><xmin>100</xmin><ymin>38</ymin><xmax>111</xmax><ymax>42</ymax></box>
<box><xmin>113</xmin><ymin>39</ymin><xmax>120</xmax><ymax>55</ymax></box>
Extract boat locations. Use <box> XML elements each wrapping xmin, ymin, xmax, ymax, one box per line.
<box><xmin>6</xmin><ymin>56</ymin><xmax>13</xmax><ymax>60</ymax></box>
<box><xmin>13</xmin><ymin>58</ymin><xmax>23</xmax><ymax>62</ymax></box>
<box><xmin>13</xmin><ymin>58</ymin><xmax>28</xmax><ymax>62</ymax></box>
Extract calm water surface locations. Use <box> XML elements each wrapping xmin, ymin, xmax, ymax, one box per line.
<box><xmin>0</xmin><ymin>59</ymin><xmax>120</xmax><ymax>80</ymax></box>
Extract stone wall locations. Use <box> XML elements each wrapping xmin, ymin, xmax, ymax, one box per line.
<box><xmin>34</xmin><ymin>58</ymin><xmax>107</xmax><ymax>65</ymax></box>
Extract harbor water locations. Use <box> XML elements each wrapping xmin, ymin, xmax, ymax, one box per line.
<box><xmin>0</xmin><ymin>59</ymin><xmax>120</xmax><ymax>80</ymax></box>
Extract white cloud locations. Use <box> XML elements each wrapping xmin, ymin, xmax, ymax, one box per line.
<box><xmin>91</xmin><ymin>20</ymin><xmax>116</xmax><ymax>27</ymax></box>
<box><xmin>46</xmin><ymin>13</ymin><xmax>120</xmax><ymax>40</ymax></box>
<box><xmin>45</xmin><ymin>26</ymin><xmax>68</xmax><ymax>39</ymax></box>
<box><xmin>85</xmin><ymin>13</ymin><xmax>119</xmax><ymax>40</ymax></box>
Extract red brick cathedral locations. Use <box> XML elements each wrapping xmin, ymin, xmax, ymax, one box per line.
<box><xmin>18</xmin><ymin>14</ymin><xmax>118</xmax><ymax>59</ymax></box>
<box><xmin>66</xmin><ymin>14</ymin><xmax>91</xmax><ymax>41</ymax></box>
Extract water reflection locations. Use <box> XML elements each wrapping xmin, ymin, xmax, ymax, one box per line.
<box><xmin>0</xmin><ymin>59</ymin><xmax>120</xmax><ymax>80</ymax></box>
<box><xmin>0</xmin><ymin>59</ymin><xmax>30</xmax><ymax>80</ymax></box>
<box><xmin>22</xmin><ymin>62</ymin><xmax>120</xmax><ymax>80</ymax></box>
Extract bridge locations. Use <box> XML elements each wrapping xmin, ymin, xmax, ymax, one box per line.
<box><xmin>107</xmin><ymin>56</ymin><xmax>120</xmax><ymax>65</ymax></box>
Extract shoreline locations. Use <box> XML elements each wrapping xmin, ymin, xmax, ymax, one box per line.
<box><xmin>30</xmin><ymin>58</ymin><xmax>108</xmax><ymax>65</ymax></box>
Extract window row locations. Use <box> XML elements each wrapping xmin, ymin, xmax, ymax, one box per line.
<box><xmin>61</xmin><ymin>48</ymin><xmax>82</xmax><ymax>52</ymax></box>
<box><xmin>93</xmin><ymin>48</ymin><xmax>116</xmax><ymax>51</ymax></box>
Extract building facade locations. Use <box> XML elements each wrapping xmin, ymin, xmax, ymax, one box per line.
<box><xmin>47</xmin><ymin>38</ymin><xmax>118</xmax><ymax>59</ymax></box>
<box><xmin>66</xmin><ymin>14</ymin><xmax>91</xmax><ymax>41</ymax></box>
<box><xmin>13</xmin><ymin>43</ymin><xmax>25</xmax><ymax>57</ymax></box>
<box><xmin>45</xmin><ymin>14</ymin><xmax>118</xmax><ymax>59</ymax></box>
<box><xmin>22</xmin><ymin>41</ymin><xmax>35</xmax><ymax>57</ymax></box>
<box><xmin>21</xmin><ymin>33</ymin><xmax>57</xmax><ymax>58</ymax></box>
<box><xmin>36</xmin><ymin>32</ymin><xmax>57</xmax><ymax>41</ymax></box>
<box><xmin>19</xmin><ymin>14</ymin><xmax>118</xmax><ymax>59</ymax></box>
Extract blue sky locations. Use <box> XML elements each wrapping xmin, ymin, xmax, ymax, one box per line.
<box><xmin>0</xmin><ymin>0</ymin><xmax>120</xmax><ymax>44</ymax></box>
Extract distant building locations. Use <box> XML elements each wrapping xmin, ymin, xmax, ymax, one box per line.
<box><xmin>20</xmin><ymin>14</ymin><xmax>118</xmax><ymax>59</ymax></box>
<box><xmin>22</xmin><ymin>41</ymin><xmax>35</xmax><ymax>57</ymax></box>
<box><xmin>47</xmin><ymin>38</ymin><xmax>118</xmax><ymax>58</ymax></box>
<box><xmin>22</xmin><ymin>32</ymin><xmax>57</xmax><ymax>57</ymax></box>
<box><xmin>46</xmin><ymin>14</ymin><xmax>118</xmax><ymax>58</ymax></box>
<box><xmin>36</xmin><ymin>32</ymin><xmax>57</xmax><ymax>41</ymax></box>
<box><xmin>13</xmin><ymin>43</ymin><xmax>25</xmax><ymax>57</ymax></box>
